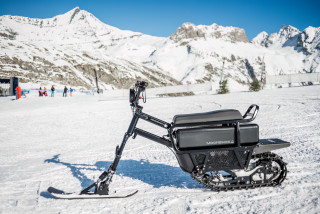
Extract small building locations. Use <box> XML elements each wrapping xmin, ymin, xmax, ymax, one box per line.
<box><xmin>0</xmin><ymin>77</ymin><xmax>19</xmax><ymax>96</ymax></box>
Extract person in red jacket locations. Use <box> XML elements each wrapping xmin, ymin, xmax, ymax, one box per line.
<box><xmin>15</xmin><ymin>86</ymin><xmax>21</xmax><ymax>99</ymax></box>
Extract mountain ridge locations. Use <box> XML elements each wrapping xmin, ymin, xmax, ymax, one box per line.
<box><xmin>1</xmin><ymin>7</ymin><xmax>319</xmax><ymax>90</ymax></box>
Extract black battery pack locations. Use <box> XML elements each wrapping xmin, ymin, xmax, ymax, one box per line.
<box><xmin>176</xmin><ymin>123</ymin><xmax>259</xmax><ymax>149</ymax></box>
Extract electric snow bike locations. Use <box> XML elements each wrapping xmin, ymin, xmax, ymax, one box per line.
<box><xmin>48</xmin><ymin>81</ymin><xmax>290</xmax><ymax>199</ymax></box>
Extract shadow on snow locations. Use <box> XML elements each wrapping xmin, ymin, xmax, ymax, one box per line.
<box><xmin>44</xmin><ymin>154</ymin><xmax>201</xmax><ymax>193</ymax></box>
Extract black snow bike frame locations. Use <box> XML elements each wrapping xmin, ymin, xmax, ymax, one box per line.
<box><xmin>81</xmin><ymin>81</ymin><xmax>172</xmax><ymax>195</ymax></box>
<box><xmin>80</xmin><ymin>81</ymin><xmax>261</xmax><ymax>195</ymax></box>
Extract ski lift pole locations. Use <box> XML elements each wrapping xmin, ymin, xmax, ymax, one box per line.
<box><xmin>94</xmin><ymin>69</ymin><xmax>100</xmax><ymax>93</ymax></box>
<box><xmin>220</xmin><ymin>60</ymin><xmax>225</xmax><ymax>84</ymax></box>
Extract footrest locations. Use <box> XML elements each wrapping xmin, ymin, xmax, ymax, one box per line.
<box><xmin>253</xmin><ymin>138</ymin><xmax>290</xmax><ymax>155</ymax></box>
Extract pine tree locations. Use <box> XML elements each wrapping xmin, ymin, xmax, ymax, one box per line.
<box><xmin>249</xmin><ymin>78</ymin><xmax>261</xmax><ymax>92</ymax></box>
<box><xmin>217</xmin><ymin>79</ymin><xmax>229</xmax><ymax>94</ymax></box>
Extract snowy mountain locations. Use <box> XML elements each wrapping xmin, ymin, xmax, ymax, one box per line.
<box><xmin>250</xmin><ymin>31</ymin><xmax>269</xmax><ymax>46</ymax></box>
<box><xmin>251</xmin><ymin>25</ymin><xmax>320</xmax><ymax>73</ymax></box>
<box><xmin>0</xmin><ymin>7</ymin><xmax>319</xmax><ymax>90</ymax></box>
<box><xmin>0</xmin><ymin>7</ymin><xmax>177</xmax><ymax>89</ymax></box>
<box><xmin>252</xmin><ymin>25</ymin><xmax>300</xmax><ymax>48</ymax></box>
<box><xmin>297</xmin><ymin>27</ymin><xmax>320</xmax><ymax>54</ymax></box>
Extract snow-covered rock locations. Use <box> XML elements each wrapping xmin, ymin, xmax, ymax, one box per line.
<box><xmin>251</xmin><ymin>31</ymin><xmax>268</xmax><ymax>46</ymax></box>
<box><xmin>170</xmin><ymin>22</ymin><xmax>248</xmax><ymax>43</ymax></box>
<box><xmin>297</xmin><ymin>26</ymin><xmax>320</xmax><ymax>54</ymax></box>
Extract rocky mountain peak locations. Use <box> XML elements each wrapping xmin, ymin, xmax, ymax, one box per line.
<box><xmin>170</xmin><ymin>22</ymin><xmax>248</xmax><ymax>43</ymax></box>
<box><xmin>251</xmin><ymin>31</ymin><xmax>269</xmax><ymax>45</ymax></box>
<box><xmin>65</xmin><ymin>7</ymin><xmax>81</xmax><ymax>24</ymax></box>
<box><xmin>297</xmin><ymin>26</ymin><xmax>320</xmax><ymax>55</ymax></box>
<box><xmin>252</xmin><ymin>25</ymin><xmax>301</xmax><ymax>48</ymax></box>
<box><xmin>278</xmin><ymin>25</ymin><xmax>300</xmax><ymax>39</ymax></box>
<box><xmin>53</xmin><ymin>7</ymin><xmax>103</xmax><ymax>26</ymax></box>
<box><xmin>0</xmin><ymin>7</ymin><xmax>101</xmax><ymax>29</ymax></box>
<box><xmin>0</xmin><ymin>7</ymin><xmax>122</xmax><ymax>43</ymax></box>
<box><xmin>250</xmin><ymin>31</ymin><xmax>269</xmax><ymax>42</ymax></box>
<box><xmin>169</xmin><ymin>22</ymin><xmax>205</xmax><ymax>41</ymax></box>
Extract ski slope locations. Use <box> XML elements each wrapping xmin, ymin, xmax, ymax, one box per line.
<box><xmin>0</xmin><ymin>86</ymin><xmax>319</xmax><ymax>213</ymax></box>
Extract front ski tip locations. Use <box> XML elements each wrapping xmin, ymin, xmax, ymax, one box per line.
<box><xmin>48</xmin><ymin>187</ymin><xmax>66</xmax><ymax>195</ymax></box>
<box><xmin>47</xmin><ymin>187</ymin><xmax>72</xmax><ymax>199</ymax></box>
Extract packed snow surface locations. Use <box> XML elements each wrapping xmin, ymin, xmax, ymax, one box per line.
<box><xmin>0</xmin><ymin>86</ymin><xmax>319</xmax><ymax>213</ymax></box>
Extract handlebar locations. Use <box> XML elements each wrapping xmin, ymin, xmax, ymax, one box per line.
<box><xmin>130</xmin><ymin>81</ymin><xmax>148</xmax><ymax>108</ymax></box>
<box><xmin>135</xmin><ymin>81</ymin><xmax>148</xmax><ymax>89</ymax></box>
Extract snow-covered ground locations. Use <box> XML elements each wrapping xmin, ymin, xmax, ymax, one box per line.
<box><xmin>0</xmin><ymin>86</ymin><xmax>319</xmax><ymax>213</ymax></box>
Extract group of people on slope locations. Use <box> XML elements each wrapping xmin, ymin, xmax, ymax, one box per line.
<box><xmin>39</xmin><ymin>87</ymin><xmax>48</xmax><ymax>96</ymax></box>
<box><xmin>63</xmin><ymin>86</ymin><xmax>73</xmax><ymax>97</ymax></box>
<box><xmin>39</xmin><ymin>86</ymin><xmax>73</xmax><ymax>97</ymax></box>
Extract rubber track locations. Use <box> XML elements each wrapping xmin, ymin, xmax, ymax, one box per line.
<box><xmin>194</xmin><ymin>152</ymin><xmax>288</xmax><ymax>192</ymax></box>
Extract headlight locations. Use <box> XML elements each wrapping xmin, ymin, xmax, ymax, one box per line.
<box><xmin>129</xmin><ymin>88</ymin><xmax>135</xmax><ymax>103</ymax></box>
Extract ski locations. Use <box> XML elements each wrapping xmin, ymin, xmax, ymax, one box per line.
<box><xmin>47</xmin><ymin>187</ymin><xmax>138</xmax><ymax>199</ymax></box>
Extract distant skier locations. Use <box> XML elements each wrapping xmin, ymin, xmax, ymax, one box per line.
<box><xmin>51</xmin><ymin>85</ymin><xmax>55</xmax><ymax>97</ymax></box>
<box><xmin>44</xmin><ymin>87</ymin><xmax>48</xmax><ymax>96</ymax></box>
<box><xmin>39</xmin><ymin>87</ymin><xmax>43</xmax><ymax>96</ymax></box>
<box><xmin>63</xmin><ymin>86</ymin><xmax>68</xmax><ymax>97</ymax></box>
<box><xmin>70</xmin><ymin>88</ymin><xmax>73</xmax><ymax>97</ymax></box>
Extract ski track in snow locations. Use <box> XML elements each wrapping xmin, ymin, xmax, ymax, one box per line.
<box><xmin>0</xmin><ymin>86</ymin><xmax>319</xmax><ymax>213</ymax></box>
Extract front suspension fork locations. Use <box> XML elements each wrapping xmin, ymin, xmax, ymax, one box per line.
<box><xmin>81</xmin><ymin>111</ymin><xmax>140</xmax><ymax>195</ymax></box>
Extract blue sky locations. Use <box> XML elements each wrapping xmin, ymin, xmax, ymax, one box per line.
<box><xmin>0</xmin><ymin>0</ymin><xmax>319</xmax><ymax>40</ymax></box>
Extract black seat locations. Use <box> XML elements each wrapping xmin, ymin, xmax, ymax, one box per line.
<box><xmin>173</xmin><ymin>109</ymin><xmax>243</xmax><ymax>125</ymax></box>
